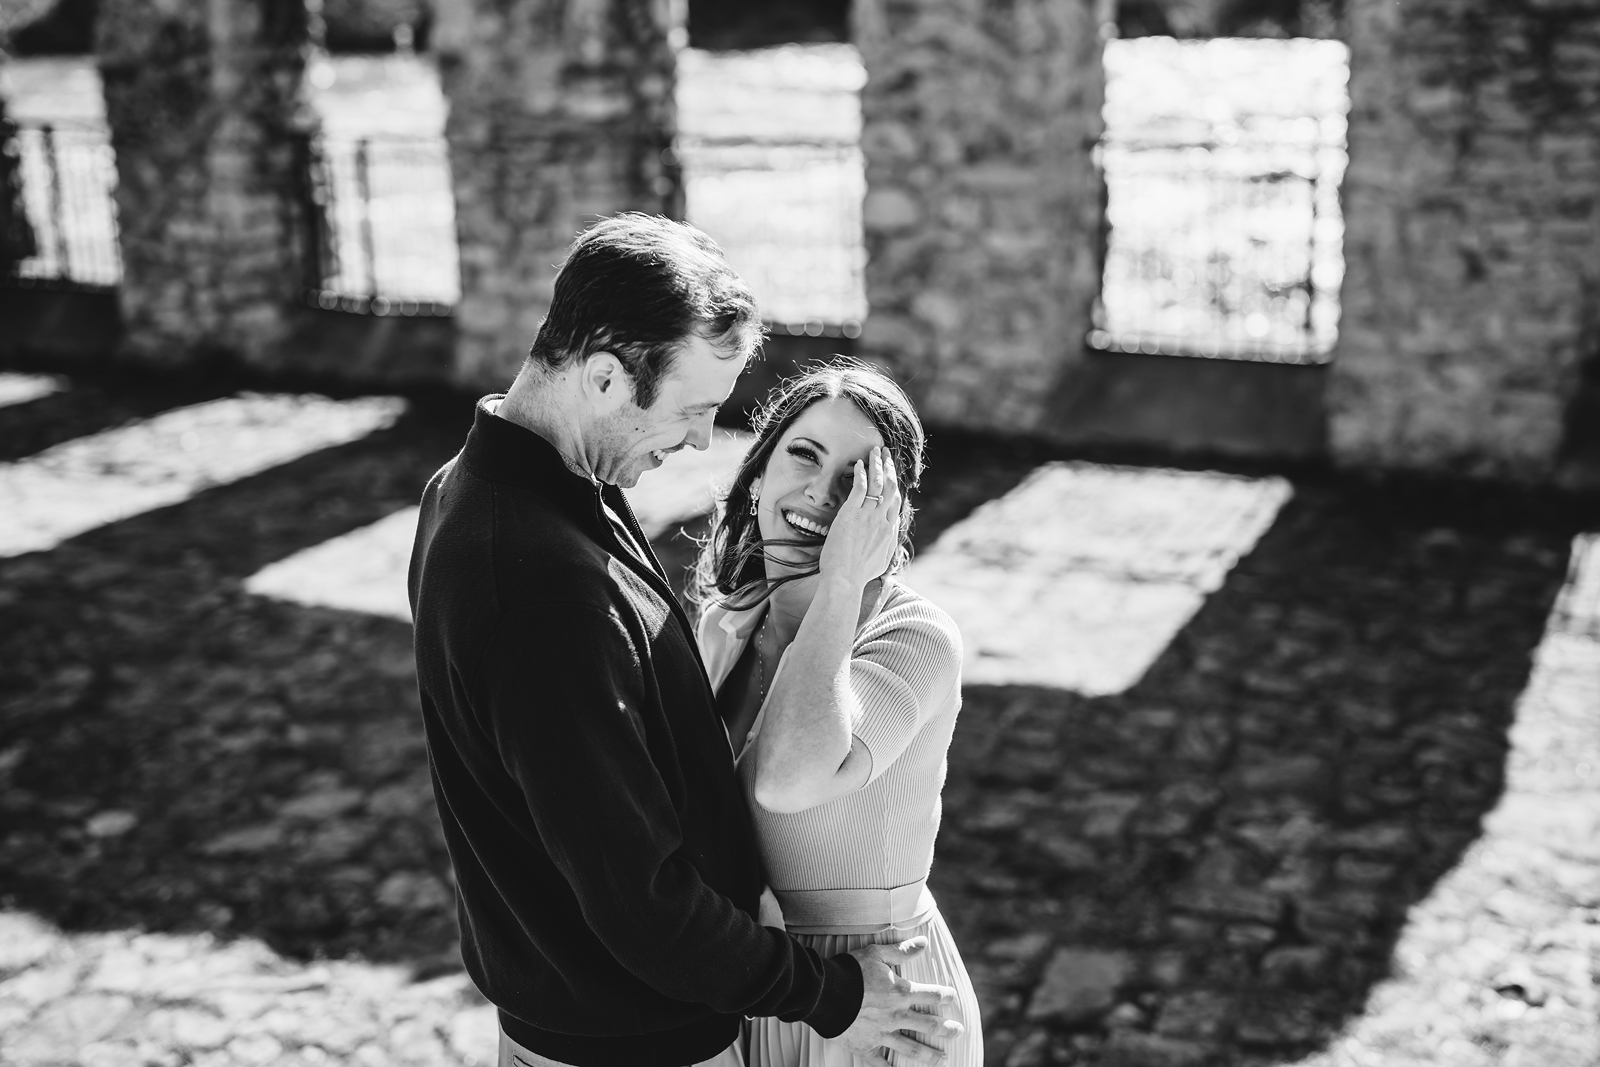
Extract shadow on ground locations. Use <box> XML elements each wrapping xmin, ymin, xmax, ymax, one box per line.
<box><xmin>0</xmin><ymin>376</ymin><xmax>1593</xmax><ymax>1065</ymax></box>
<box><xmin>916</xmin><ymin>443</ymin><xmax>1594</xmax><ymax>1065</ymax></box>
<box><xmin>0</xmin><ymin>393</ymin><xmax>474</xmax><ymax>971</ymax></box>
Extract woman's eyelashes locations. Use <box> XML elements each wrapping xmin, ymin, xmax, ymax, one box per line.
<box><xmin>783</xmin><ymin>441</ymin><xmax>868</xmax><ymax>496</ymax></box>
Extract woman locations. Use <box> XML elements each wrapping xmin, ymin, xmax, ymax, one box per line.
<box><xmin>693</xmin><ymin>362</ymin><xmax>982</xmax><ymax>1067</ymax></box>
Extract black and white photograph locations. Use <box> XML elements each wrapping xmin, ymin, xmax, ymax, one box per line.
<box><xmin>0</xmin><ymin>0</ymin><xmax>1596</xmax><ymax>1064</ymax></box>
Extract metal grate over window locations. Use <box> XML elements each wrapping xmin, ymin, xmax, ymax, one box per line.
<box><xmin>1092</xmin><ymin>38</ymin><xmax>1350</xmax><ymax>365</ymax></box>
<box><xmin>3</xmin><ymin>52</ymin><xmax>872</xmax><ymax>333</ymax></box>
<box><xmin>3</xmin><ymin>121</ymin><xmax>122</xmax><ymax>290</ymax></box>
<box><xmin>298</xmin><ymin>133</ymin><xmax>460</xmax><ymax>316</ymax></box>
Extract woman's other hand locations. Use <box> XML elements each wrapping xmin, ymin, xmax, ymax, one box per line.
<box><xmin>818</xmin><ymin>446</ymin><xmax>901</xmax><ymax>589</ymax></box>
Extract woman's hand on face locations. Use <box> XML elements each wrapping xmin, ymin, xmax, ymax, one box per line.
<box><xmin>818</xmin><ymin>446</ymin><xmax>901</xmax><ymax>589</ymax></box>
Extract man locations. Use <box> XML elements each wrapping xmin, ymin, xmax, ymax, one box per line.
<box><xmin>408</xmin><ymin>214</ymin><xmax>961</xmax><ymax>1067</ymax></box>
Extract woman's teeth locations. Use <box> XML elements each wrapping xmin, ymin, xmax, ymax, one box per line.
<box><xmin>784</xmin><ymin>511</ymin><xmax>830</xmax><ymax>537</ymax></box>
<box><xmin>651</xmin><ymin>450</ymin><xmax>667</xmax><ymax>462</ymax></box>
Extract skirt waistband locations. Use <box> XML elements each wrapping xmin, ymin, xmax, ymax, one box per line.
<box><xmin>773</xmin><ymin>880</ymin><xmax>934</xmax><ymax>935</ymax></box>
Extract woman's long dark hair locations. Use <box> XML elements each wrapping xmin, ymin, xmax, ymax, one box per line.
<box><xmin>690</xmin><ymin>359</ymin><xmax>926</xmax><ymax>613</ymax></box>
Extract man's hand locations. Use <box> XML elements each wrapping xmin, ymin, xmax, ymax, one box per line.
<box><xmin>836</xmin><ymin>938</ymin><xmax>964</xmax><ymax>1066</ymax></box>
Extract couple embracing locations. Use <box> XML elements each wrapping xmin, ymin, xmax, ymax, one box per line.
<box><xmin>408</xmin><ymin>214</ymin><xmax>983</xmax><ymax>1067</ymax></box>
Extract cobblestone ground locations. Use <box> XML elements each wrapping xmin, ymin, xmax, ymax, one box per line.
<box><xmin>919</xmin><ymin>436</ymin><xmax>1600</xmax><ymax>1067</ymax></box>
<box><xmin>0</xmin><ymin>375</ymin><xmax>1597</xmax><ymax>1065</ymax></box>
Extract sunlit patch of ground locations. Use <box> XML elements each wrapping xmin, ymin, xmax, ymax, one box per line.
<box><xmin>241</xmin><ymin>428</ymin><xmax>752</xmax><ymax>621</ymax></box>
<box><xmin>904</xmin><ymin>462</ymin><xmax>1292</xmax><ymax>694</ymax></box>
<box><xmin>245</xmin><ymin>506</ymin><xmax>422</xmax><ymax>622</ymax></box>
<box><xmin>0</xmin><ymin>394</ymin><xmax>405</xmax><ymax>558</ymax></box>
<box><xmin>0</xmin><ymin>911</ymin><xmax>499</xmax><ymax>1066</ymax></box>
<box><xmin>0</xmin><ymin>374</ymin><xmax>64</xmax><ymax>410</ymax></box>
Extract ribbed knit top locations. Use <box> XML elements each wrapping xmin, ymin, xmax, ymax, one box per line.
<box><xmin>698</xmin><ymin>581</ymin><xmax>963</xmax><ymax>900</ymax></box>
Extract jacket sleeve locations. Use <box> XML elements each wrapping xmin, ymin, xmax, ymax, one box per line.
<box><xmin>474</xmin><ymin>601</ymin><xmax>863</xmax><ymax>1035</ymax></box>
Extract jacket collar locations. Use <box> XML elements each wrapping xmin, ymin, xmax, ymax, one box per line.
<box><xmin>460</xmin><ymin>395</ymin><xmax>682</xmax><ymax>601</ymax></box>
<box><xmin>459</xmin><ymin>394</ymin><xmax>618</xmax><ymax>529</ymax></box>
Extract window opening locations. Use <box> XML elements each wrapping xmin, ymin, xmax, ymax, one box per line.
<box><xmin>1</xmin><ymin>58</ymin><xmax>120</xmax><ymax>290</ymax></box>
<box><xmin>1</xmin><ymin>47</ymin><xmax>872</xmax><ymax>333</ymax></box>
<box><xmin>1092</xmin><ymin>37</ymin><xmax>1350</xmax><ymax>364</ymax></box>
<box><xmin>300</xmin><ymin>52</ymin><xmax>458</xmax><ymax>315</ymax></box>
<box><xmin>678</xmin><ymin>44</ymin><xmax>867</xmax><ymax>338</ymax></box>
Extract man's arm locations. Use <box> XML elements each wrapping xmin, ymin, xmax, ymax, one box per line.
<box><xmin>477</xmin><ymin>602</ymin><xmax>862</xmax><ymax>1030</ymax></box>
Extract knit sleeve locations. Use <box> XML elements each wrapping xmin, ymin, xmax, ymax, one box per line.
<box><xmin>848</xmin><ymin>594</ymin><xmax>963</xmax><ymax>785</ymax></box>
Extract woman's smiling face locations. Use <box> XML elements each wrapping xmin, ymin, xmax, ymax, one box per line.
<box><xmin>756</xmin><ymin>396</ymin><xmax>886</xmax><ymax>571</ymax></box>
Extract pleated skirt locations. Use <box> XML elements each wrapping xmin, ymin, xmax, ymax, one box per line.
<box><xmin>746</xmin><ymin>901</ymin><xmax>983</xmax><ymax>1067</ymax></box>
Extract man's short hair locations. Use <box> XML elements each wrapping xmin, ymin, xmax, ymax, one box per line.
<box><xmin>528</xmin><ymin>214</ymin><xmax>764</xmax><ymax>410</ymax></box>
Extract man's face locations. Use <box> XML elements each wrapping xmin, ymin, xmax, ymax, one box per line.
<box><xmin>590</xmin><ymin>334</ymin><xmax>747</xmax><ymax>488</ymax></box>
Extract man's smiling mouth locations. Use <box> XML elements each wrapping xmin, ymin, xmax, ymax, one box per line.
<box><xmin>649</xmin><ymin>444</ymin><xmax>687</xmax><ymax>464</ymax></box>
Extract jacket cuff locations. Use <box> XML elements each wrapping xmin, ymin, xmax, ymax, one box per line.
<box><xmin>806</xmin><ymin>951</ymin><xmax>865</xmax><ymax>1039</ymax></box>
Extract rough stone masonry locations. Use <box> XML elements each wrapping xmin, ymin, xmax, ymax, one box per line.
<box><xmin>431</xmin><ymin>0</ymin><xmax>683</xmax><ymax>388</ymax></box>
<box><xmin>851</xmin><ymin>0</ymin><xmax>1108</xmax><ymax>434</ymax></box>
<box><xmin>1332</xmin><ymin>0</ymin><xmax>1600</xmax><ymax>481</ymax></box>
<box><xmin>96</xmin><ymin>0</ymin><xmax>313</xmax><ymax>368</ymax></box>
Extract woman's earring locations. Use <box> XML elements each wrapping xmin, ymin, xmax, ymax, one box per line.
<box><xmin>748</xmin><ymin>495</ymin><xmax>759</xmax><ymax>516</ymax></box>
<box><xmin>748</xmin><ymin>480</ymin><xmax>761</xmax><ymax>516</ymax></box>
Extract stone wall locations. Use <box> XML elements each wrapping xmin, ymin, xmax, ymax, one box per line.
<box><xmin>97</xmin><ymin>0</ymin><xmax>312</xmax><ymax>368</ymax></box>
<box><xmin>432</xmin><ymin>0</ymin><xmax>681</xmax><ymax>388</ymax></box>
<box><xmin>852</xmin><ymin>0</ymin><xmax>1106</xmax><ymax>433</ymax></box>
<box><xmin>1332</xmin><ymin>0</ymin><xmax>1600</xmax><ymax>481</ymax></box>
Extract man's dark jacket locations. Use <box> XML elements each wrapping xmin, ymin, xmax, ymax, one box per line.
<box><xmin>408</xmin><ymin>399</ymin><xmax>863</xmax><ymax>1067</ymax></box>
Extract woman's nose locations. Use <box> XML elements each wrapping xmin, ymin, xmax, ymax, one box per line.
<box><xmin>805</xmin><ymin>470</ymin><xmax>841</xmax><ymax>508</ymax></box>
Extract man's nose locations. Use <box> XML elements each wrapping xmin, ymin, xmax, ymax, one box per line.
<box><xmin>684</xmin><ymin>413</ymin><xmax>713</xmax><ymax>451</ymax></box>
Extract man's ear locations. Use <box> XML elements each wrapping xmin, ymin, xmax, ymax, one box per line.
<box><xmin>579</xmin><ymin>352</ymin><xmax>634</xmax><ymax>413</ymax></box>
